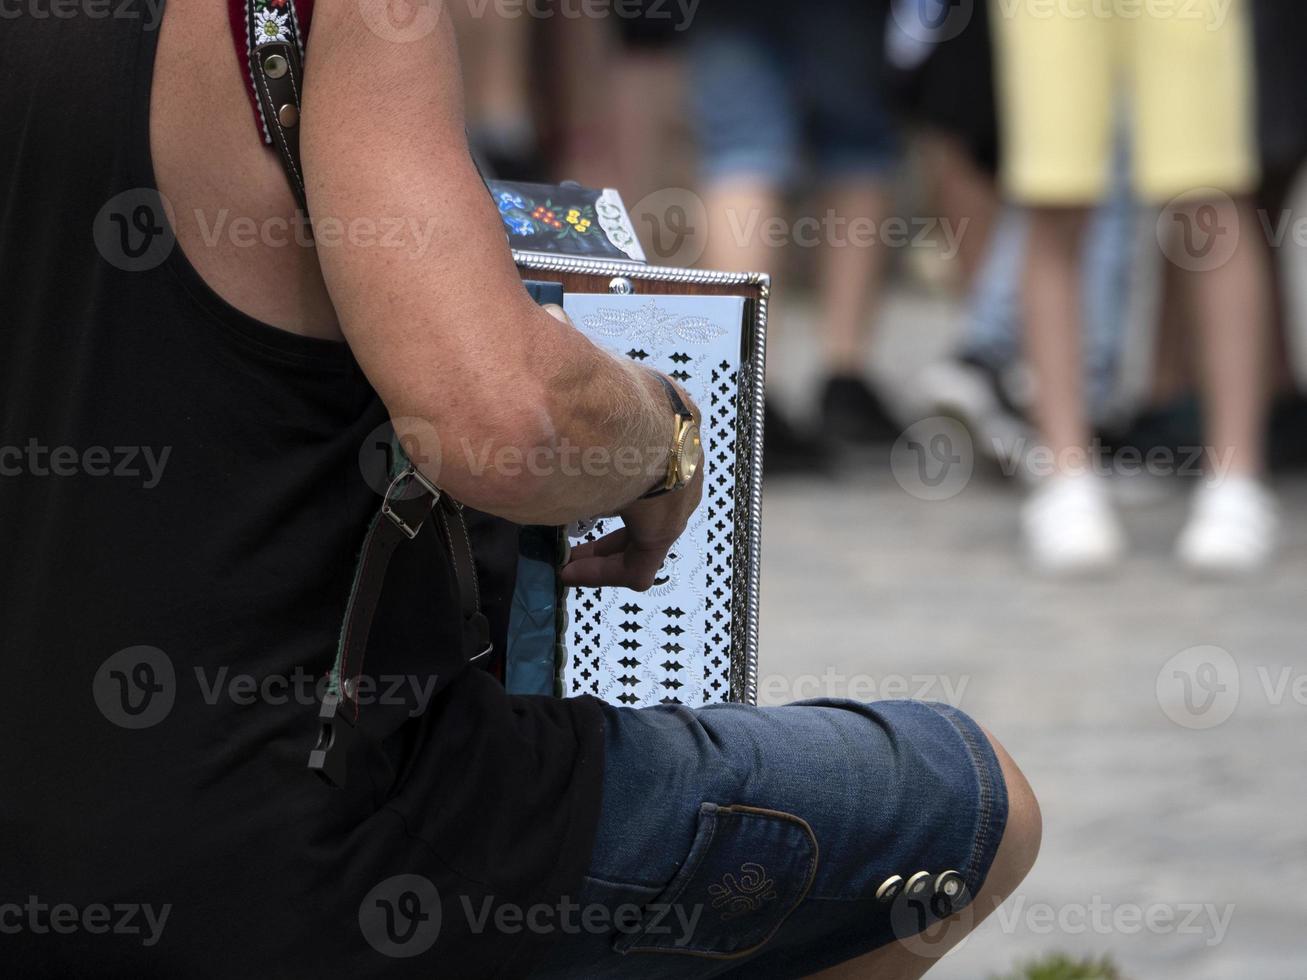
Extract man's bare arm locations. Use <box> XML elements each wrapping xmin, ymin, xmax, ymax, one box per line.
<box><xmin>301</xmin><ymin>1</ymin><xmax>675</xmax><ymax>526</ymax></box>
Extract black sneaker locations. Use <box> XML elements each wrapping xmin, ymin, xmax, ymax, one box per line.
<box><xmin>762</xmin><ymin>402</ymin><xmax>833</xmax><ymax>476</ymax></box>
<box><xmin>1269</xmin><ymin>390</ymin><xmax>1307</xmax><ymax>473</ymax></box>
<box><xmin>1097</xmin><ymin>395</ymin><xmax>1203</xmax><ymax>461</ymax></box>
<box><xmin>819</xmin><ymin>374</ymin><xmax>902</xmax><ymax>445</ymax></box>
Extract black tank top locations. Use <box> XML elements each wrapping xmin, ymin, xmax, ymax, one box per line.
<box><xmin>0</xmin><ymin>6</ymin><xmax>603</xmax><ymax>976</ymax></box>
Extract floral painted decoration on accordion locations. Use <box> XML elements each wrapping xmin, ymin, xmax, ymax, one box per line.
<box><xmin>489</xmin><ymin>180</ymin><xmax>646</xmax><ymax>262</ymax></box>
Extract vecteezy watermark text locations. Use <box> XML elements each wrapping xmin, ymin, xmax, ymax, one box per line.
<box><xmin>458</xmin><ymin>436</ymin><xmax>664</xmax><ymax>481</ymax></box>
<box><xmin>190</xmin><ymin>209</ymin><xmax>440</xmax><ymax>257</ymax></box>
<box><xmin>462</xmin><ymin>0</ymin><xmax>701</xmax><ymax>30</ymax></box>
<box><xmin>993</xmin><ymin>895</ymin><xmax>1234</xmax><ymax>947</ymax></box>
<box><xmin>724</xmin><ymin>210</ymin><xmax>969</xmax><ymax>259</ymax></box>
<box><xmin>0</xmin><ymin>896</ymin><xmax>171</xmax><ymax>948</ymax></box>
<box><xmin>1000</xmin><ymin>439</ymin><xmax>1233</xmax><ymax>482</ymax></box>
<box><xmin>0</xmin><ymin>0</ymin><xmax>165</xmax><ymax>30</ymax></box>
<box><xmin>758</xmin><ymin>669</ymin><xmax>970</xmax><ymax>706</ymax></box>
<box><xmin>93</xmin><ymin>646</ymin><xmax>440</xmax><ymax>730</ymax></box>
<box><xmin>360</xmin><ymin>874</ymin><xmax>703</xmax><ymax>959</ymax></box>
<box><xmin>1157</xmin><ymin>645</ymin><xmax>1307</xmax><ymax>730</ymax></box>
<box><xmin>993</xmin><ymin>0</ymin><xmax>1233</xmax><ymax>30</ymax></box>
<box><xmin>1</xmin><ymin>440</ymin><xmax>171</xmax><ymax>489</ymax></box>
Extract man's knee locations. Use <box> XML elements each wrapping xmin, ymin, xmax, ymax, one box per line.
<box><xmin>981</xmin><ymin>727</ymin><xmax>1042</xmax><ymax>899</ymax></box>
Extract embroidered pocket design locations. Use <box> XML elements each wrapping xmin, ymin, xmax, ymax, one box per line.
<box><xmin>615</xmin><ymin>803</ymin><xmax>818</xmax><ymax>960</ymax></box>
<box><xmin>708</xmin><ymin>863</ymin><xmax>778</xmax><ymax>921</ymax></box>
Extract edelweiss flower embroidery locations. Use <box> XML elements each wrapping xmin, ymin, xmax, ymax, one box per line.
<box><xmin>255</xmin><ymin>9</ymin><xmax>290</xmax><ymax>45</ymax></box>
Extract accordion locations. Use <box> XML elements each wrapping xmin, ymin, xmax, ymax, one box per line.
<box><xmin>478</xmin><ymin>181</ymin><xmax>769</xmax><ymax>709</ymax></box>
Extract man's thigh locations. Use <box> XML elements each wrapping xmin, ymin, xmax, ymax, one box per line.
<box><xmin>530</xmin><ymin>698</ymin><xmax>1009</xmax><ymax>978</ymax></box>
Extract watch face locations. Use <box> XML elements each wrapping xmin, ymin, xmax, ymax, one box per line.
<box><xmin>677</xmin><ymin>424</ymin><xmax>702</xmax><ymax>485</ymax></box>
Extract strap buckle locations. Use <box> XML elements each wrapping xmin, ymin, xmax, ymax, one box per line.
<box><xmin>381</xmin><ymin>466</ymin><xmax>440</xmax><ymax>540</ymax></box>
<box><xmin>306</xmin><ymin>691</ymin><xmax>354</xmax><ymax>789</ymax></box>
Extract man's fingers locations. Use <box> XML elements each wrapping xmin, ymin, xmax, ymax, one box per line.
<box><xmin>566</xmin><ymin>528</ymin><xmax>630</xmax><ymax>563</ymax></box>
<box><xmin>560</xmin><ymin>555</ymin><xmax>626</xmax><ymax>589</ymax></box>
<box><xmin>560</xmin><ymin>555</ymin><xmax>653</xmax><ymax>591</ymax></box>
<box><xmin>561</xmin><ymin>545</ymin><xmax>667</xmax><ymax>591</ymax></box>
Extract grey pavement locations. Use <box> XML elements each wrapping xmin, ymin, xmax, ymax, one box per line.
<box><xmin>756</xmin><ymin>292</ymin><xmax>1307</xmax><ymax>980</ymax></box>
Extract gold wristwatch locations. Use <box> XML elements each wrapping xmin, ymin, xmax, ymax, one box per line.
<box><xmin>642</xmin><ymin>373</ymin><xmax>702</xmax><ymax>498</ymax></box>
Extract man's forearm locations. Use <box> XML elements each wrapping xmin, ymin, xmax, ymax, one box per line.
<box><xmin>531</xmin><ymin>336</ymin><xmax>674</xmax><ymax>524</ymax></box>
<box><xmin>433</xmin><ymin>308</ymin><xmax>676</xmax><ymax>525</ymax></box>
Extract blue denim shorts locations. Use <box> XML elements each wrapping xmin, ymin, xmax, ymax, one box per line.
<box><xmin>688</xmin><ymin>4</ymin><xmax>901</xmax><ymax>185</ymax></box>
<box><xmin>530</xmin><ymin>698</ymin><xmax>1008</xmax><ymax>978</ymax></box>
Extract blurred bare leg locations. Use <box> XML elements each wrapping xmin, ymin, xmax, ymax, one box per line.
<box><xmin>1179</xmin><ymin>196</ymin><xmax>1271</xmax><ymax>476</ymax></box>
<box><xmin>808</xmin><ymin>728</ymin><xmax>1042</xmax><ymax>980</ymax></box>
<box><xmin>551</xmin><ymin>14</ymin><xmax>616</xmax><ymax>184</ymax></box>
<box><xmin>610</xmin><ymin>51</ymin><xmax>689</xmax><ymax>205</ymax></box>
<box><xmin>703</xmin><ymin>178</ymin><xmax>783</xmax><ymax>277</ymax></box>
<box><xmin>917</xmin><ymin>131</ymin><xmax>1000</xmax><ymax>291</ymax></box>
<box><xmin>451</xmin><ymin>2</ymin><xmax>531</xmax><ymax>132</ymax></box>
<box><xmin>1150</xmin><ymin>255</ymin><xmax>1194</xmax><ymax>407</ymax></box>
<box><xmin>1024</xmin><ymin>206</ymin><xmax>1092</xmax><ymax>472</ymax></box>
<box><xmin>817</xmin><ymin>179</ymin><xmax>893</xmax><ymax>373</ymax></box>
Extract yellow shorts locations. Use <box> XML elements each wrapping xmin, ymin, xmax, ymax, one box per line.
<box><xmin>990</xmin><ymin>0</ymin><xmax>1259</xmax><ymax>204</ymax></box>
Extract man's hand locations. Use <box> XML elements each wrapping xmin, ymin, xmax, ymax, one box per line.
<box><xmin>560</xmin><ymin>464</ymin><xmax>704</xmax><ymax>591</ymax></box>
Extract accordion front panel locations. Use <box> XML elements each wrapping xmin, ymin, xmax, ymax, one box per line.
<box><xmin>562</xmin><ymin>292</ymin><xmax>747</xmax><ymax>706</ymax></box>
<box><xmin>515</xmin><ymin>256</ymin><xmax>767</xmax><ymax>709</ymax></box>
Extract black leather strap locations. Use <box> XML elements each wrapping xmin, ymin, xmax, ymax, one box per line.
<box><xmin>308</xmin><ymin>466</ymin><xmax>493</xmax><ymax>789</ymax></box>
<box><xmin>246</xmin><ymin>1</ymin><xmax>308</xmax><ymax>212</ymax></box>
<box><xmin>251</xmin><ymin>40</ymin><xmax>307</xmax><ymax>213</ymax></box>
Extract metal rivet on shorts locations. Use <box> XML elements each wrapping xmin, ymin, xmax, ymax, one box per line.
<box><xmin>934</xmin><ymin>870</ymin><xmax>964</xmax><ymax>901</ymax></box>
<box><xmin>904</xmin><ymin>871</ymin><xmax>932</xmax><ymax>898</ymax></box>
<box><xmin>263</xmin><ymin>54</ymin><xmax>288</xmax><ymax>79</ymax></box>
<box><xmin>874</xmin><ymin>875</ymin><xmax>903</xmax><ymax>903</ymax></box>
<box><xmin>278</xmin><ymin>104</ymin><xmax>300</xmax><ymax>128</ymax></box>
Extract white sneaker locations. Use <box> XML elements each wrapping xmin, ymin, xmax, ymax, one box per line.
<box><xmin>1176</xmin><ymin>476</ymin><xmax>1277</xmax><ymax>574</ymax></box>
<box><xmin>915</xmin><ymin>357</ymin><xmax>1031</xmax><ymax>471</ymax></box>
<box><xmin>1022</xmin><ymin>472</ymin><xmax>1126</xmax><ymax>574</ymax></box>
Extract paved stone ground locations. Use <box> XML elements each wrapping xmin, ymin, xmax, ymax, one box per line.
<box><xmin>756</xmin><ymin>293</ymin><xmax>1307</xmax><ymax>980</ymax></box>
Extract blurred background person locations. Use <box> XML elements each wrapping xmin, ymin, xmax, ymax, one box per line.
<box><xmin>451</xmin><ymin>0</ymin><xmax>544</xmax><ymax>180</ymax></box>
<box><xmin>605</xmin><ymin>1</ymin><xmax>695</xmax><ymax>208</ymax></box>
<box><xmin>887</xmin><ymin>0</ymin><xmax>1140</xmax><ymax>472</ymax></box>
<box><xmin>920</xmin><ymin>133</ymin><xmax>1138</xmax><ymax>474</ymax></box>
<box><xmin>687</xmin><ymin>0</ymin><xmax>903</xmax><ymax>470</ymax></box>
<box><xmin>990</xmin><ymin>0</ymin><xmax>1276</xmax><ymax>574</ymax></box>
<box><xmin>884</xmin><ymin>0</ymin><xmax>1003</xmax><ymax>292</ymax></box>
<box><xmin>1252</xmin><ymin>0</ymin><xmax>1307</xmax><ymax>474</ymax></box>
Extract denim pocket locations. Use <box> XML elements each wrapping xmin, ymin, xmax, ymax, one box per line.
<box><xmin>615</xmin><ymin>802</ymin><xmax>818</xmax><ymax>960</ymax></box>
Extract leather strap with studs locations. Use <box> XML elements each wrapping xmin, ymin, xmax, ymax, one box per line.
<box><xmin>246</xmin><ymin>1</ymin><xmax>308</xmax><ymax>212</ymax></box>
